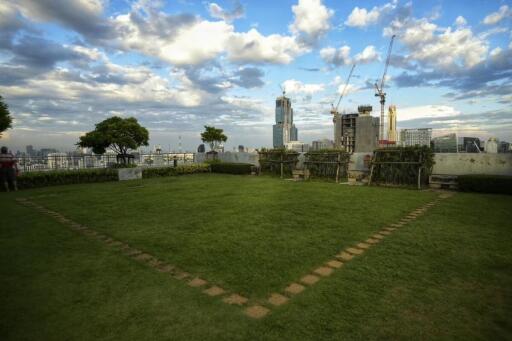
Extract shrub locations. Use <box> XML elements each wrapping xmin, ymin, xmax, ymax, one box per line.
<box><xmin>142</xmin><ymin>164</ymin><xmax>210</xmax><ymax>178</ymax></box>
<box><xmin>16</xmin><ymin>168</ymin><xmax>118</xmax><ymax>190</ymax></box>
<box><xmin>457</xmin><ymin>174</ymin><xmax>512</xmax><ymax>195</ymax></box>
<box><xmin>13</xmin><ymin>164</ymin><xmax>210</xmax><ymax>190</ymax></box>
<box><xmin>209</xmin><ymin>162</ymin><xmax>252</xmax><ymax>175</ymax></box>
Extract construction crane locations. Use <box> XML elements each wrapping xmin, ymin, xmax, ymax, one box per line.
<box><xmin>331</xmin><ymin>64</ymin><xmax>356</xmax><ymax>114</ymax></box>
<box><xmin>375</xmin><ymin>34</ymin><xmax>396</xmax><ymax>144</ymax></box>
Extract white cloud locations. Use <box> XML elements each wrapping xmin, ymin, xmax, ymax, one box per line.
<box><xmin>289</xmin><ymin>0</ymin><xmax>333</xmax><ymax>43</ymax></box>
<box><xmin>454</xmin><ymin>16</ymin><xmax>467</xmax><ymax>26</ymax></box>
<box><xmin>483</xmin><ymin>5</ymin><xmax>511</xmax><ymax>25</ymax></box>
<box><xmin>398</xmin><ymin>105</ymin><xmax>461</xmax><ymax>121</ymax></box>
<box><xmin>227</xmin><ymin>29</ymin><xmax>306</xmax><ymax>64</ymax></box>
<box><xmin>345</xmin><ymin>1</ymin><xmax>398</xmax><ymax>27</ymax></box>
<box><xmin>320</xmin><ymin>45</ymin><xmax>379</xmax><ymax>66</ymax></box>
<box><xmin>354</xmin><ymin>45</ymin><xmax>379</xmax><ymax>63</ymax></box>
<box><xmin>282</xmin><ymin>79</ymin><xmax>325</xmax><ymax>95</ymax></box>
<box><xmin>208</xmin><ymin>2</ymin><xmax>244</xmax><ymax>22</ymax></box>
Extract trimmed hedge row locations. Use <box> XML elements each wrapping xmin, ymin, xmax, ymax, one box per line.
<box><xmin>142</xmin><ymin>164</ymin><xmax>210</xmax><ymax>178</ymax></box>
<box><xmin>14</xmin><ymin>164</ymin><xmax>210</xmax><ymax>190</ymax></box>
<box><xmin>17</xmin><ymin>168</ymin><xmax>118</xmax><ymax>189</ymax></box>
<box><xmin>209</xmin><ymin>162</ymin><xmax>253</xmax><ymax>174</ymax></box>
<box><xmin>457</xmin><ymin>174</ymin><xmax>512</xmax><ymax>195</ymax></box>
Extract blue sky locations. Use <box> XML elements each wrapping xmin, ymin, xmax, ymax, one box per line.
<box><xmin>1</xmin><ymin>0</ymin><xmax>511</xmax><ymax>152</ymax></box>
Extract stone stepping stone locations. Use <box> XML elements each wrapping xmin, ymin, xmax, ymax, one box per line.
<box><xmin>380</xmin><ymin>230</ymin><xmax>392</xmax><ymax>235</ymax></box>
<box><xmin>356</xmin><ymin>242</ymin><xmax>370</xmax><ymax>250</ymax></box>
<box><xmin>336</xmin><ymin>252</ymin><xmax>354</xmax><ymax>261</ymax></box>
<box><xmin>383</xmin><ymin>227</ymin><xmax>396</xmax><ymax>232</ymax></box>
<box><xmin>391</xmin><ymin>223</ymin><xmax>403</xmax><ymax>228</ymax></box>
<box><xmin>148</xmin><ymin>259</ymin><xmax>163</xmax><ymax>268</ymax></box>
<box><xmin>188</xmin><ymin>277</ymin><xmax>208</xmax><ymax>287</ymax></box>
<box><xmin>346</xmin><ymin>247</ymin><xmax>364</xmax><ymax>255</ymax></box>
<box><xmin>173</xmin><ymin>271</ymin><xmax>190</xmax><ymax>280</ymax></box>
<box><xmin>124</xmin><ymin>248</ymin><xmax>142</xmax><ymax>257</ymax></box>
<box><xmin>372</xmin><ymin>234</ymin><xmax>385</xmax><ymax>239</ymax></box>
<box><xmin>110</xmin><ymin>241</ymin><xmax>123</xmax><ymax>247</ymax></box>
<box><xmin>313</xmin><ymin>266</ymin><xmax>334</xmax><ymax>277</ymax></box>
<box><xmin>326</xmin><ymin>260</ymin><xmax>343</xmax><ymax>269</ymax></box>
<box><xmin>203</xmin><ymin>286</ymin><xmax>225</xmax><ymax>297</ymax></box>
<box><xmin>223</xmin><ymin>294</ymin><xmax>248</xmax><ymax>305</ymax></box>
<box><xmin>365</xmin><ymin>238</ymin><xmax>380</xmax><ymax>244</ymax></box>
<box><xmin>156</xmin><ymin>264</ymin><xmax>174</xmax><ymax>273</ymax></box>
<box><xmin>268</xmin><ymin>293</ymin><xmax>289</xmax><ymax>306</ymax></box>
<box><xmin>284</xmin><ymin>283</ymin><xmax>305</xmax><ymax>295</ymax></box>
<box><xmin>244</xmin><ymin>305</ymin><xmax>269</xmax><ymax>319</ymax></box>
<box><xmin>135</xmin><ymin>253</ymin><xmax>153</xmax><ymax>262</ymax></box>
<box><xmin>300</xmin><ymin>274</ymin><xmax>320</xmax><ymax>285</ymax></box>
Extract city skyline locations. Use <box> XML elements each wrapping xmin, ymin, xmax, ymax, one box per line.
<box><xmin>1</xmin><ymin>0</ymin><xmax>511</xmax><ymax>152</ymax></box>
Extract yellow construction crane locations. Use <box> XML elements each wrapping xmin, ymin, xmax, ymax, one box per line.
<box><xmin>375</xmin><ymin>34</ymin><xmax>396</xmax><ymax>144</ymax></box>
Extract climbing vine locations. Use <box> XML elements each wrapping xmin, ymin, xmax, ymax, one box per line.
<box><xmin>258</xmin><ymin>148</ymin><xmax>299</xmax><ymax>176</ymax></box>
<box><xmin>305</xmin><ymin>149</ymin><xmax>350</xmax><ymax>181</ymax></box>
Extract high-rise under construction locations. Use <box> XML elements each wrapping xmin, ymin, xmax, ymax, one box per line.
<box><xmin>387</xmin><ymin>105</ymin><xmax>397</xmax><ymax>143</ymax></box>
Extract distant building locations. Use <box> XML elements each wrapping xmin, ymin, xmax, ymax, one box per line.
<box><xmin>333</xmin><ymin>105</ymin><xmax>379</xmax><ymax>153</ymax></box>
<box><xmin>47</xmin><ymin>152</ymin><xmax>68</xmax><ymax>169</ymax></box>
<box><xmin>273</xmin><ymin>94</ymin><xmax>298</xmax><ymax>148</ymax></box>
<box><xmin>458</xmin><ymin>137</ymin><xmax>481</xmax><ymax>153</ymax></box>
<box><xmin>498</xmin><ymin>141</ymin><xmax>511</xmax><ymax>153</ymax></box>
<box><xmin>311</xmin><ymin>139</ymin><xmax>335</xmax><ymax>151</ymax></box>
<box><xmin>387</xmin><ymin>105</ymin><xmax>397</xmax><ymax>143</ymax></box>
<box><xmin>26</xmin><ymin>145</ymin><xmax>35</xmax><ymax>156</ymax></box>
<box><xmin>238</xmin><ymin>145</ymin><xmax>245</xmax><ymax>153</ymax></box>
<box><xmin>431</xmin><ymin>133</ymin><xmax>457</xmax><ymax>153</ymax></box>
<box><xmin>285</xmin><ymin>141</ymin><xmax>309</xmax><ymax>153</ymax></box>
<box><xmin>485</xmin><ymin>137</ymin><xmax>498</xmax><ymax>154</ymax></box>
<box><xmin>400</xmin><ymin>128</ymin><xmax>432</xmax><ymax>147</ymax></box>
<box><xmin>40</xmin><ymin>148</ymin><xmax>58</xmax><ymax>157</ymax></box>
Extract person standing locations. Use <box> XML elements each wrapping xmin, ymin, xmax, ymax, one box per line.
<box><xmin>0</xmin><ymin>146</ymin><xmax>18</xmax><ymax>191</ymax></box>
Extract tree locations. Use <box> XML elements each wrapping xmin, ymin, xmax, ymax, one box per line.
<box><xmin>0</xmin><ymin>95</ymin><xmax>13</xmax><ymax>138</ymax></box>
<box><xmin>201</xmin><ymin>125</ymin><xmax>227</xmax><ymax>151</ymax></box>
<box><xmin>77</xmin><ymin>116</ymin><xmax>149</xmax><ymax>163</ymax></box>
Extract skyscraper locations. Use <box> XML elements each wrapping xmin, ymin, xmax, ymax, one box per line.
<box><xmin>387</xmin><ymin>105</ymin><xmax>397</xmax><ymax>142</ymax></box>
<box><xmin>273</xmin><ymin>94</ymin><xmax>298</xmax><ymax>148</ymax></box>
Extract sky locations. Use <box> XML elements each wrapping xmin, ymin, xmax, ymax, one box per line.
<box><xmin>0</xmin><ymin>0</ymin><xmax>511</xmax><ymax>152</ymax></box>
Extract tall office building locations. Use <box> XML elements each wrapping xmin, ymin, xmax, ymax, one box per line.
<box><xmin>387</xmin><ymin>105</ymin><xmax>397</xmax><ymax>142</ymax></box>
<box><xmin>400</xmin><ymin>128</ymin><xmax>432</xmax><ymax>147</ymax></box>
<box><xmin>273</xmin><ymin>94</ymin><xmax>298</xmax><ymax>148</ymax></box>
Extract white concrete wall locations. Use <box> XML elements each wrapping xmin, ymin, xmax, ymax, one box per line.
<box><xmin>196</xmin><ymin>152</ymin><xmax>260</xmax><ymax>166</ymax></box>
<box><xmin>433</xmin><ymin>153</ymin><xmax>512</xmax><ymax>176</ymax></box>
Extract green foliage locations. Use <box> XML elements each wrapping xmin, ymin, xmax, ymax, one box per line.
<box><xmin>370</xmin><ymin>146</ymin><xmax>435</xmax><ymax>187</ymax></box>
<box><xmin>210</xmin><ymin>162</ymin><xmax>252</xmax><ymax>174</ymax></box>
<box><xmin>200</xmin><ymin>126</ymin><xmax>227</xmax><ymax>151</ymax></box>
<box><xmin>305</xmin><ymin>149</ymin><xmax>350</xmax><ymax>180</ymax></box>
<box><xmin>258</xmin><ymin>149</ymin><xmax>299</xmax><ymax>176</ymax></box>
<box><xmin>142</xmin><ymin>164</ymin><xmax>210</xmax><ymax>178</ymax></box>
<box><xmin>77</xmin><ymin>116</ymin><xmax>149</xmax><ymax>161</ymax></box>
<box><xmin>0</xmin><ymin>95</ymin><xmax>13</xmax><ymax>137</ymax></box>
<box><xmin>457</xmin><ymin>174</ymin><xmax>512</xmax><ymax>194</ymax></box>
<box><xmin>109</xmin><ymin>163</ymin><xmax>137</xmax><ymax>169</ymax></box>
<box><xmin>16</xmin><ymin>169</ymin><xmax>118</xmax><ymax>189</ymax></box>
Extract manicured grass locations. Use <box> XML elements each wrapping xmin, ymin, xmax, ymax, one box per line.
<box><xmin>1</xmin><ymin>174</ymin><xmax>511</xmax><ymax>340</ymax></box>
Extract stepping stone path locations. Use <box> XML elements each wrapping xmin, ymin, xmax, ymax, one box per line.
<box><xmin>300</xmin><ymin>274</ymin><xmax>320</xmax><ymax>285</ymax></box>
<box><xmin>244</xmin><ymin>305</ymin><xmax>269</xmax><ymax>319</ymax></box>
<box><xmin>313</xmin><ymin>266</ymin><xmax>334</xmax><ymax>277</ymax></box>
<box><xmin>223</xmin><ymin>294</ymin><xmax>248</xmax><ymax>305</ymax></box>
<box><xmin>285</xmin><ymin>283</ymin><xmax>305</xmax><ymax>295</ymax></box>
<box><xmin>268</xmin><ymin>293</ymin><xmax>289</xmax><ymax>306</ymax></box>
<box><xmin>15</xmin><ymin>193</ymin><xmax>451</xmax><ymax>319</ymax></box>
<box><xmin>326</xmin><ymin>260</ymin><xmax>343</xmax><ymax>269</ymax></box>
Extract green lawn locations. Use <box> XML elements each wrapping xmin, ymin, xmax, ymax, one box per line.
<box><xmin>1</xmin><ymin>174</ymin><xmax>511</xmax><ymax>340</ymax></box>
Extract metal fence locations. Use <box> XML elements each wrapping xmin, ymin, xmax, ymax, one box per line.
<box><xmin>16</xmin><ymin>153</ymin><xmax>196</xmax><ymax>173</ymax></box>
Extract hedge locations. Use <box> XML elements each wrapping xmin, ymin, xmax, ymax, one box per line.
<box><xmin>13</xmin><ymin>164</ymin><xmax>210</xmax><ymax>190</ymax></box>
<box><xmin>457</xmin><ymin>174</ymin><xmax>512</xmax><ymax>195</ymax></box>
<box><xmin>209</xmin><ymin>162</ymin><xmax>252</xmax><ymax>175</ymax></box>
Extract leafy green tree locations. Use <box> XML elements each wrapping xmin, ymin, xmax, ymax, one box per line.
<box><xmin>201</xmin><ymin>125</ymin><xmax>227</xmax><ymax>151</ymax></box>
<box><xmin>77</xmin><ymin>116</ymin><xmax>149</xmax><ymax>163</ymax></box>
<box><xmin>0</xmin><ymin>95</ymin><xmax>13</xmax><ymax>138</ymax></box>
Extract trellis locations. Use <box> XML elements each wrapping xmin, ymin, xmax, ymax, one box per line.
<box><xmin>304</xmin><ymin>150</ymin><xmax>351</xmax><ymax>183</ymax></box>
<box><xmin>368</xmin><ymin>146</ymin><xmax>434</xmax><ymax>189</ymax></box>
<box><xmin>258</xmin><ymin>149</ymin><xmax>299</xmax><ymax>178</ymax></box>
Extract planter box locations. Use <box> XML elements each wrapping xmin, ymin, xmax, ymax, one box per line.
<box><xmin>118</xmin><ymin>167</ymin><xmax>142</xmax><ymax>181</ymax></box>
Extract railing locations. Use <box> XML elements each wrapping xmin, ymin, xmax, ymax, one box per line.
<box><xmin>16</xmin><ymin>153</ymin><xmax>196</xmax><ymax>173</ymax></box>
